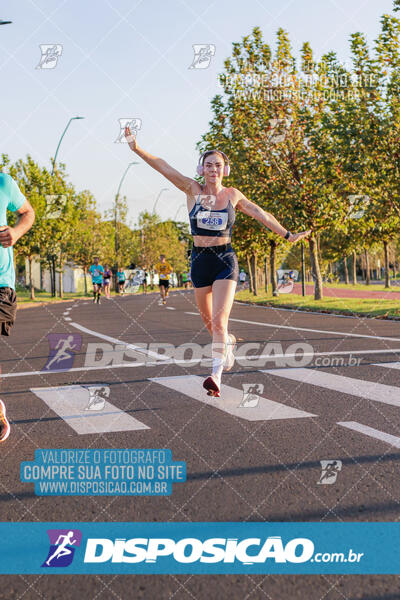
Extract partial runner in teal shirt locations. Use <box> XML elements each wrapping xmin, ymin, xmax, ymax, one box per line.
<box><xmin>0</xmin><ymin>173</ymin><xmax>26</xmax><ymax>289</ymax></box>
<box><xmin>0</xmin><ymin>172</ymin><xmax>35</xmax><ymax>444</ymax></box>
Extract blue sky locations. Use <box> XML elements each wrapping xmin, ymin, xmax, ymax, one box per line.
<box><xmin>0</xmin><ymin>0</ymin><xmax>395</xmax><ymax>226</ymax></box>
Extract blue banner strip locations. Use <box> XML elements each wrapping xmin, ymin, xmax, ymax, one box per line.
<box><xmin>0</xmin><ymin>522</ymin><xmax>398</xmax><ymax>574</ymax></box>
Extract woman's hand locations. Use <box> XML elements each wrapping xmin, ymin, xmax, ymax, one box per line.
<box><xmin>124</xmin><ymin>126</ymin><xmax>137</xmax><ymax>151</ymax></box>
<box><xmin>288</xmin><ymin>230</ymin><xmax>311</xmax><ymax>243</ymax></box>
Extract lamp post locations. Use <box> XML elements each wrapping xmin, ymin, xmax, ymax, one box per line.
<box><xmin>51</xmin><ymin>116</ymin><xmax>85</xmax><ymax>174</ymax></box>
<box><xmin>174</xmin><ymin>203</ymin><xmax>186</xmax><ymax>221</ymax></box>
<box><xmin>114</xmin><ymin>162</ymin><xmax>138</xmax><ymax>289</ymax></box>
<box><xmin>301</xmin><ymin>241</ymin><xmax>306</xmax><ymax>296</ymax></box>
<box><xmin>152</xmin><ymin>188</ymin><xmax>169</xmax><ymax>214</ymax></box>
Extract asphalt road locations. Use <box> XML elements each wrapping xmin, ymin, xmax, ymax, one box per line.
<box><xmin>1</xmin><ymin>289</ymin><xmax>400</xmax><ymax>599</ymax></box>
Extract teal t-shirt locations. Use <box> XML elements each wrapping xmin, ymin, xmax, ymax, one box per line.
<box><xmin>89</xmin><ymin>264</ymin><xmax>104</xmax><ymax>284</ymax></box>
<box><xmin>0</xmin><ymin>174</ymin><xmax>26</xmax><ymax>289</ymax></box>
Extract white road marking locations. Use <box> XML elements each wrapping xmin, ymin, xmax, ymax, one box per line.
<box><xmin>372</xmin><ymin>362</ymin><xmax>400</xmax><ymax>370</ymax></box>
<box><xmin>234</xmin><ymin>301</ymin><xmax>358</xmax><ymax>319</ymax></box>
<box><xmin>149</xmin><ymin>375</ymin><xmax>316</xmax><ymax>421</ymax></box>
<box><xmin>64</xmin><ymin>317</ymin><xmax>72</xmax><ymax>321</ymax></box>
<box><xmin>186</xmin><ymin>312</ymin><xmax>400</xmax><ymax>342</ymax></box>
<box><xmin>30</xmin><ymin>385</ymin><xmax>149</xmax><ymax>434</ymax></box>
<box><xmin>338</xmin><ymin>421</ymin><xmax>400</xmax><ymax>448</ymax></box>
<box><xmin>3</xmin><ymin>350</ymin><xmax>400</xmax><ymax>379</ymax></box>
<box><xmin>262</xmin><ymin>368</ymin><xmax>400</xmax><ymax>407</ymax></box>
<box><xmin>166</xmin><ymin>307</ymin><xmax>176</xmax><ymax>310</ymax></box>
<box><xmin>69</xmin><ymin>322</ymin><xmax>170</xmax><ymax>361</ymax></box>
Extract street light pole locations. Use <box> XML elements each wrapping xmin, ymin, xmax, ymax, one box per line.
<box><xmin>174</xmin><ymin>203</ymin><xmax>186</xmax><ymax>221</ymax></box>
<box><xmin>114</xmin><ymin>162</ymin><xmax>138</xmax><ymax>289</ymax></box>
<box><xmin>51</xmin><ymin>116</ymin><xmax>85</xmax><ymax>174</ymax></box>
<box><xmin>153</xmin><ymin>188</ymin><xmax>169</xmax><ymax>214</ymax></box>
<box><xmin>301</xmin><ymin>241</ymin><xmax>306</xmax><ymax>296</ymax></box>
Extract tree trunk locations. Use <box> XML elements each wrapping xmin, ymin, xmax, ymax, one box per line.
<box><xmin>264</xmin><ymin>255</ymin><xmax>269</xmax><ymax>293</ymax></box>
<box><xmin>309</xmin><ymin>237</ymin><xmax>323</xmax><ymax>299</ymax></box>
<box><xmin>28</xmin><ymin>257</ymin><xmax>35</xmax><ymax>300</ymax></box>
<box><xmin>83</xmin><ymin>266</ymin><xmax>88</xmax><ymax>295</ymax></box>
<box><xmin>59</xmin><ymin>268</ymin><xmax>63</xmax><ymax>298</ymax></box>
<box><xmin>251</xmin><ymin>253</ymin><xmax>258</xmax><ymax>296</ymax></box>
<box><xmin>270</xmin><ymin>240</ymin><xmax>278</xmax><ymax>296</ymax></box>
<box><xmin>384</xmin><ymin>241</ymin><xmax>390</xmax><ymax>289</ymax></box>
<box><xmin>247</xmin><ymin>254</ymin><xmax>253</xmax><ymax>293</ymax></box>
<box><xmin>352</xmin><ymin>251</ymin><xmax>357</xmax><ymax>285</ymax></box>
<box><xmin>48</xmin><ymin>258</ymin><xmax>54</xmax><ymax>296</ymax></box>
<box><xmin>344</xmin><ymin>256</ymin><xmax>349</xmax><ymax>285</ymax></box>
<box><xmin>364</xmin><ymin>249</ymin><xmax>370</xmax><ymax>285</ymax></box>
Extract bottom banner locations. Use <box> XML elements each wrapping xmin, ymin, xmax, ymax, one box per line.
<box><xmin>0</xmin><ymin>522</ymin><xmax>397</xmax><ymax>574</ymax></box>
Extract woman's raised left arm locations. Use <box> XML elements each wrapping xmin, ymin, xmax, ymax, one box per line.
<box><xmin>236</xmin><ymin>192</ymin><xmax>311</xmax><ymax>243</ymax></box>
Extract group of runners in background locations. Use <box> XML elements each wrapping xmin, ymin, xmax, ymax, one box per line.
<box><xmin>88</xmin><ymin>254</ymin><xmax>185</xmax><ymax>306</ymax></box>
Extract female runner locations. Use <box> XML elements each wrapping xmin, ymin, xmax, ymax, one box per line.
<box><xmin>125</xmin><ymin>126</ymin><xmax>310</xmax><ymax>397</ymax></box>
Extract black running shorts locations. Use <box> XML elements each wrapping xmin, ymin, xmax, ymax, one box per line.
<box><xmin>0</xmin><ymin>287</ymin><xmax>17</xmax><ymax>336</ymax></box>
<box><xmin>190</xmin><ymin>244</ymin><xmax>238</xmax><ymax>288</ymax></box>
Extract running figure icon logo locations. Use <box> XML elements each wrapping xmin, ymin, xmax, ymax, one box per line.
<box><xmin>42</xmin><ymin>529</ymin><xmax>82</xmax><ymax>568</ymax></box>
<box><xmin>115</xmin><ymin>118</ymin><xmax>142</xmax><ymax>143</ymax></box>
<box><xmin>42</xmin><ymin>334</ymin><xmax>82</xmax><ymax>372</ymax></box>
<box><xmin>188</xmin><ymin>44</ymin><xmax>216</xmax><ymax>69</ymax></box>
<box><xmin>84</xmin><ymin>385</ymin><xmax>110</xmax><ymax>411</ymax></box>
<box><xmin>36</xmin><ymin>44</ymin><xmax>63</xmax><ymax>69</ymax></box>
<box><xmin>239</xmin><ymin>384</ymin><xmax>264</xmax><ymax>408</ymax></box>
<box><xmin>317</xmin><ymin>460</ymin><xmax>342</xmax><ymax>485</ymax></box>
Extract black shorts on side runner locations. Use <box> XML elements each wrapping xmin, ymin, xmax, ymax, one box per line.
<box><xmin>0</xmin><ymin>287</ymin><xmax>17</xmax><ymax>336</ymax></box>
<box><xmin>190</xmin><ymin>244</ymin><xmax>239</xmax><ymax>288</ymax></box>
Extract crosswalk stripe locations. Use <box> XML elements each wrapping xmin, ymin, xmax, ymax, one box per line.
<box><xmin>338</xmin><ymin>421</ymin><xmax>400</xmax><ymax>448</ymax></box>
<box><xmin>262</xmin><ymin>368</ymin><xmax>400</xmax><ymax>407</ymax></box>
<box><xmin>149</xmin><ymin>375</ymin><xmax>316</xmax><ymax>421</ymax></box>
<box><xmin>30</xmin><ymin>385</ymin><xmax>149</xmax><ymax>435</ymax></box>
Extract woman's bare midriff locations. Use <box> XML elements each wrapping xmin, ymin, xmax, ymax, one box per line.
<box><xmin>192</xmin><ymin>236</ymin><xmax>231</xmax><ymax>247</ymax></box>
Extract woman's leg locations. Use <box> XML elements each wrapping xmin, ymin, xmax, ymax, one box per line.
<box><xmin>209</xmin><ymin>279</ymin><xmax>237</xmax><ymax>383</ymax></box>
<box><xmin>194</xmin><ymin>285</ymin><xmax>213</xmax><ymax>335</ymax></box>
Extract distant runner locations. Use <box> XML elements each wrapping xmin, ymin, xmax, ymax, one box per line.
<box><xmin>89</xmin><ymin>257</ymin><xmax>104</xmax><ymax>304</ymax></box>
<box><xmin>155</xmin><ymin>255</ymin><xmax>173</xmax><ymax>305</ymax></box>
<box><xmin>103</xmin><ymin>264</ymin><xmax>112</xmax><ymax>299</ymax></box>
<box><xmin>117</xmin><ymin>267</ymin><xmax>126</xmax><ymax>294</ymax></box>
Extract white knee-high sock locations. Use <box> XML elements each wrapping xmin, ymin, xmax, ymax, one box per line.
<box><xmin>211</xmin><ymin>342</ymin><xmax>226</xmax><ymax>386</ymax></box>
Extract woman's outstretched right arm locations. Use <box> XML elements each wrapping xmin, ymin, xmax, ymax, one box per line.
<box><xmin>125</xmin><ymin>126</ymin><xmax>197</xmax><ymax>194</ymax></box>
